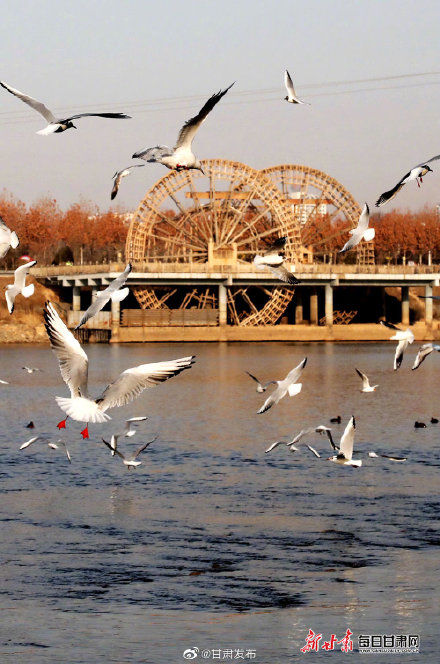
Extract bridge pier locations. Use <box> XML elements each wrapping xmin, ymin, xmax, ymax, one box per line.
<box><xmin>73</xmin><ymin>286</ymin><xmax>81</xmax><ymax>312</ymax></box>
<box><xmin>325</xmin><ymin>283</ymin><xmax>333</xmax><ymax>327</ymax></box>
<box><xmin>401</xmin><ymin>286</ymin><xmax>410</xmax><ymax>326</ymax></box>
<box><xmin>425</xmin><ymin>283</ymin><xmax>433</xmax><ymax>327</ymax></box>
<box><xmin>310</xmin><ymin>289</ymin><xmax>318</xmax><ymax>325</ymax></box>
<box><xmin>219</xmin><ymin>283</ymin><xmax>228</xmax><ymax>326</ymax></box>
<box><xmin>111</xmin><ymin>298</ymin><xmax>121</xmax><ymax>342</ymax></box>
<box><xmin>294</xmin><ymin>291</ymin><xmax>303</xmax><ymax>324</ymax></box>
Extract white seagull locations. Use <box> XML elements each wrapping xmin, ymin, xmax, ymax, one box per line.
<box><xmin>368</xmin><ymin>451</ymin><xmax>407</xmax><ymax>462</ymax></box>
<box><xmin>5</xmin><ymin>260</ymin><xmax>36</xmax><ymax>314</ymax></box>
<box><xmin>111</xmin><ymin>165</ymin><xmax>145</xmax><ymax>200</ymax></box>
<box><xmin>101</xmin><ymin>436</ymin><xmax>157</xmax><ymax>469</ymax></box>
<box><xmin>22</xmin><ymin>366</ymin><xmax>41</xmax><ymax>374</ymax></box>
<box><xmin>0</xmin><ymin>80</ymin><xmax>131</xmax><ymax>135</ymax></box>
<box><xmin>43</xmin><ymin>301</ymin><xmax>195</xmax><ymax>439</ymax></box>
<box><xmin>0</xmin><ymin>379</ymin><xmax>9</xmax><ymax>385</ymax></box>
<box><xmin>108</xmin><ymin>416</ymin><xmax>149</xmax><ymax>456</ymax></box>
<box><xmin>376</xmin><ymin>154</ymin><xmax>440</xmax><ymax>207</ymax></box>
<box><xmin>257</xmin><ymin>357</ymin><xmax>307</xmax><ymax>414</ymax></box>
<box><xmin>19</xmin><ymin>435</ymin><xmax>40</xmax><ymax>450</ymax></box>
<box><xmin>412</xmin><ymin>343</ymin><xmax>440</xmax><ymax>370</ymax></box>
<box><xmin>132</xmin><ymin>83</ymin><xmax>234</xmax><ymax>172</ymax></box>
<box><xmin>355</xmin><ymin>368</ymin><xmax>378</xmax><ymax>392</ymax></box>
<box><xmin>47</xmin><ymin>440</ymin><xmax>72</xmax><ymax>463</ymax></box>
<box><xmin>75</xmin><ymin>264</ymin><xmax>132</xmax><ymax>330</ymax></box>
<box><xmin>253</xmin><ymin>236</ymin><xmax>300</xmax><ymax>285</ymax></box>
<box><xmin>283</xmin><ymin>70</ymin><xmax>310</xmax><ymax>105</ymax></box>
<box><xmin>266</xmin><ymin>426</ymin><xmax>326</xmax><ymax>457</ymax></box>
<box><xmin>245</xmin><ymin>371</ymin><xmax>277</xmax><ymax>393</ymax></box>
<box><xmin>0</xmin><ymin>215</ymin><xmax>19</xmax><ymax>259</ymax></box>
<box><xmin>328</xmin><ymin>416</ymin><xmax>362</xmax><ymax>468</ymax></box>
<box><xmin>339</xmin><ymin>204</ymin><xmax>374</xmax><ymax>253</ymax></box>
<box><xmin>380</xmin><ymin>320</ymin><xmax>415</xmax><ymax>370</ymax></box>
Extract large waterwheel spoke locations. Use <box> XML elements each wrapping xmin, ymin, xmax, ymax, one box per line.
<box><xmin>186</xmin><ymin>172</ymin><xmax>212</xmax><ymax>243</ymax></box>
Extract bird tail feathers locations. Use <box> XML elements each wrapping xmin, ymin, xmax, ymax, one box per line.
<box><xmin>21</xmin><ymin>284</ymin><xmax>34</xmax><ymax>298</ymax></box>
<box><xmin>111</xmin><ymin>287</ymin><xmax>129</xmax><ymax>302</ymax></box>
<box><xmin>55</xmin><ymin>396</ymin><xmax>111</xmax><ymax>424</ymax></box>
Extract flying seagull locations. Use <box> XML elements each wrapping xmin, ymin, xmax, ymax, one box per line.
<box><xmin>101</xmin><ymin>436</ymin><xmax>157</xmax><ymax>469</ymax></box>
<box><xmin>43</xmin><ymin>301</ymin><xmax>195</xmax><ymax>439</ymax></box>
<box><xmin>5</xmin><ymin>260</ymin><xmax>36</xmax><ymax>314</ymax></box>
<box><xmin>22</xmin><ymin>366</ymin><xmax>41</xmax><ymax>374</ymax></box>
<box><xmin>375</xmin><ymin>154</ymin><xmax>440</xmax><ymax>207</ymax></box>
<box><xmin>245</xmin><ymin>371</ymin><xmax>277</xmax><ymax>393</ymax></box>
<box><xmin>283</xmin><ymin>70</ymin><xmax>310</xmax><ymax>105</ymax></box>
<box><xmin>380</xmin><ymin>320</ymin><xmax>415</xmax><ymax>370</ymax></box>
<box><xmin>412</xmin><ymin>343</ymin><xmax>440</xmax><ymax>370</ymax></box>
<box><xmin>328</xmin><ymin>416</ymin><xmax>362</xmax><ymax>468</ymax></box>
<box><xmin>0</xmin><ymin>215</ymin><xmax>19</xmax><ymax>259</ymax></box>
<box><xmin>339</xmin><ymin>204</ymin><xmax>374</xmax><ymax>253</ymax></box>
<box><xmin>368</xmin><ymin>451</ymin><xmax>407</xmax><ymax>462</ymax></box>
<box><xmin>0</xmin><ymin>80</ymin><xmax>131</xmax><ymax>135</ymax></box>
<box><xmin>47</xmin><ymin>440</ymin><xmax>72</xmax><ymax>463</ymax></box>
<box><xmin>257</xmin><ymin>357</ymin><xmax>307</xmax><ymax>414</ymax></box>
<box><xmin>266</xmin><ymin>425</ymin><xmax>329</xmax><ymax>457</ymax></box>
<box><xmin>253</xmin><ymin>236</ymin><xmax>300</xmax><ymax>285</ymax></box>
<box><xmin>108</xmin><ymin>416</ymin><xmax>149</xmax><ymax>456</ymax></box>
<box><xmin>111</xmin><ymin>165</ymin><xmax>145</xmax><ymax>200</ymax></box>
<box><xmin>132</xmin><ymin>82</ymin><xmax>234</xmax><ymax>171</ymax></box>
<box><xmin>0</xmin><ymin>379</ymin><xmax>9</xmax><ymax>385</ymax></box>
<box><xmin>75</xmin><ymin>264</ymin><xmax>132</xmax><ymax>330</ymax></box>
<box><xmin>355</xmin><ymin>368</ymin><xmax>378</xmax><ymax>392</ymax></box>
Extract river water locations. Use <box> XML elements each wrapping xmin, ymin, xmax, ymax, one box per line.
<box><xmin>0</xmin><ymin>341</ymin><xmax>438</xmax><ymax>663</ymax></box>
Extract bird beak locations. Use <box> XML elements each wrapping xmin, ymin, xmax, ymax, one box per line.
<box><xmin>72</xmin><ymin>124</ymin><xmax>77</xmax><ymax>129</ymax></box>
<box><xmin>199</xmin><ymin>167</ymin><xmax>205</xmax><ymax>175</ymax></box>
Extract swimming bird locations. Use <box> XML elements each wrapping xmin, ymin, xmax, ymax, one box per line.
<box><xmin>245</xmin><ymin>371</ymin><xmax>277</xmax><ymax>393</ymax></box>
<box><xmin>43</xmin><ymin>301</ymin><xmax>195</xmax><ymax>439</ymax></box>
<box><xmin>355</xmin><ymin>368</ymin><xmax>378</xmax><ymax>392</ymax></box>
<box><xmin>412</xmin><ymin>343</ymin><xmax>440</xmax><ymax>370</ymax></box>
<box><xmin>0</xmin><ymin>81</ymin><xmax>131</xmax><ymax>135</ymax></box>
<box><xmin>132</xmin><ymin>83</ymin><xmax>234</xmax><ymax>171</ymax></box>
<box><xmin>108</xmin><ymin>416</ymin><xmax>149</xmax><ymax>456</ymax></box>
<box><xmin>22</xmin><ymin>366</ymin><xmax>41</xmax><ymax>374</ymax></box>
<box><xmin>5</xmin><ymin>260</ymin><xmax>36</xmax><ymax>314</ymax></box>
<box><xmin>101</xmin><ymin>436</ymin><xmax>157</xmax><ymax>469</ymax></box>
<box><xmin>0</xmin><ymin>215</ymin><xmax>19</xmax><ymax>259</ymax></box>
<box><xmin>414</xmin><ymin>421</ymin><xmax>426</xmax><ymax>428</ymax></box>
<box><xmin>74</xmin><ymin>264</ymin><xmax>132</xmax><ymax>330</ymax></box>
<box><xmin>368</xmin><ymin>451</ymin><xmax>407</xmax><ymax>462</ymax></box>
<box><xmin>328</xmin><ymin>416</ymin><xmax>362</xmax><ymax>468</ymax></box>
<box><xmin>283</xmin><ymin>70</ymin><xmax>310</xmax><ymax>105</ymax></box>
<box><xmin>253</xmin><ymin>236</ymin><xmax>300</xmax><ymax>285</ymax></box>
<box><xmin>257</xmin><ymin>357</ymin><xmax>307</xmax><ymax>414</ymax></box>
<box><xmin>47</xmin><ymin>440</ymin><xmax>71</xmax><ymax>463</ymax></box>
<box><xmin>339</xmin><ymin>204</ymin><xmax>374</xmax><ymax>253</ymax></box>
<box><xmin>330</xmin><ymin>415</ymin><xmax>341</xmax><ymax>424</ymax></box>
<box><xmin>375</xmin><ymin>154</ymin><xmax>440</xmax><ymax>207</ymax></box>
<box><xmin>25</xmin><ymin>421</ymin><xmax>35</xmax><ymax>428</ymax></box>
<box><xmin>380</xmin><ymin>320</ymin><xmax>414</xmax><ymax>370</ymax></box>
<box><xmin>111</xmin><ymin>165</ymin><xmax>145</xmax><ymax>200</ymax></box>
<box><xmin>431</xmin><ymin>417</ymin><xmax>438</xmax><ymax>424</ymax></box>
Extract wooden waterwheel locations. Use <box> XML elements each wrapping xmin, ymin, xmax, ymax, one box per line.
<box><xmin>126</xmin><ymin>159</ymin><xmax>301</xmax><ymax>325</ymax></box>
<box><xmin>261</xmin><ymin>164</ymin><xmax>374</xmax><ymax>264</ymax></box>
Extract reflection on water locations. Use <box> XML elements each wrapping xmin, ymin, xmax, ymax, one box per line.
<box><xmin>0</xmin><ymin>342</ymin><xmax>438</xmax><ymax>662</ymax></box>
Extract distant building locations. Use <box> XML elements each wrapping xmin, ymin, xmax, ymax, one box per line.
<box><xmin>290</xmin><ymin>192</ymin><xmax>327</xmax><ymax>225</ymax></box>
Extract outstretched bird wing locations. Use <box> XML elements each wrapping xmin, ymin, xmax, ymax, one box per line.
<box><xmin>75</xmin><ymin>264</ymin><xmax>132</xmax><ymax>330</ymax></box>
<box><xmin>174</xmin><ymin>82</ymin><xmax>234</xmax><ymax>150</ymax></box>
<box><xmin>339</xmin><ymin>416</ymin><xmax>355</xmax><ymax>461</ymax></box>
<box><xmin>284</xmin><ymin>70</ymin><xmax>296</xmax><ymax>97</ymax></box>
<box><xmin>97</xmin><ymin>356</ymin><xmax>196</xmax><ymax>412</ymax></box>
<box><xmin>43</xmin><ymin>301</ymin><xmax>89</xmax><ymax>398</ymax></box>
<box><xmin>64</xmin><ymin>112</ymin><xmax>131</xmax><ymax>121</ymax></box>
<box><xmin>0</xmin><ymin>81</ymin><xmax>55</xmax><ymax>122</ymax></box>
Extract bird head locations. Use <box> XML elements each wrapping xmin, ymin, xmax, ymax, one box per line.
<box><xmin>284</xmin><ymin>96</ymin><xmax>289</xmax><ymax>101</ymax></box>
<box><xmin>194</xmin><ymin>161</ymin><xmax>205</xmax><ymax>175</ymax></box>
<box><xmin>66</xmin><ymin>121</ymin><xmax>77</xmax><ymax>130</ymax></box>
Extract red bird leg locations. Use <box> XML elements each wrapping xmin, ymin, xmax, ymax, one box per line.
<box><xmin>57</xmin><ymin>418</ymin><xmax>68</xmax><ymax>429</ymax></box>
<box><xmin>417</xmin><ymin>178</ymin><xmax>421</xmax><ymax>188</ymax></box>
<box><xmin>80</xmin><ymin>425</ymin><xmax>89</xmax><ymax>440</ymax></box>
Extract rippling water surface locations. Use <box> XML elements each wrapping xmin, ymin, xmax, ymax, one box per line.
<box><xmin>0</xmin><ymin>341</ymin><xmax>438</xmax><ymax>663</ymax></box>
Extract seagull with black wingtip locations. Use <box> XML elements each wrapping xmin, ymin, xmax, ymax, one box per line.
<box><xmin>253</xmin><ymin>236</ymin><xmax>300</xmax><ymax>285</ymax></box>
<box><xmin>376</xmin><ymin>154</ymin><xmax>440</xmax><ymax>207</ymax></box>
<box><xmin>380</xmin><ymin>320</ymin><xmax>414</xmax><ymax>370</ymax></box>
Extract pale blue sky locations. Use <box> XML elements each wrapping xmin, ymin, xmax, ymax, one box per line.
<box><xmin>1</xmin><ymin>0</ymin><xmax>440</xmax><ymax>210</ymax></box>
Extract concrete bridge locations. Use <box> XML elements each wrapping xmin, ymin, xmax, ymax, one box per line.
<box><xmin>28</xmin><ymin>262</ymin><xmax>440</xmax><ymax>342</ymax></box>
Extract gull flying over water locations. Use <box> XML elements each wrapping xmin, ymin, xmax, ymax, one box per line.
<box><xmin>132</xmin><ymin>83</ymin><xmax>234</xmax><ymax>172</ymax></box>
<box><xmin>339</xmin><ymin>204</ymin><xmax>374</xmax><ymax>253</ymax></box>
<box><xmin>257</xmin><ymin>357</ymin><xmax>307</xmax><ymax>414</ymax></box>
<box><xmin>0</xmin><ymin>379</ymin><xmax>9</xmax><ymax>385</ymax></box>
<box><xmin>22</xmin><ymin>366</ymin><xmax>41</xmax><ymax>374</ymax></box>
<box><xmin>283</xmin><ymin>70</ymin><xmax>310</xmax><ymax>105</ymax></box>
<box><xmin>355</xmin><ymin>368</ymin><xmax>378</xmax><ymax>392</ymax></box>
<box><xmin>108</xmin><ymin>416</ymin><xmax>149</xmax><ymax>456</ymax></box>
<box><xmin>0</xmin><ymin>215</ymin><xmax>19</xmax><ymax>259</ymax></box>
<box><xmin>412</xmin><ymin>343</ymin><xmax>440</xmax><ymax>370</ymax></box>
<box><xmin>75</xmin><ymin>264</ymin><xmax>132</xmax><ymax>330</ymax></box>
<box><xmin>19</xmin><ymin>435</ymin><xmax>71</xmax><ymax>462</ymax></box>
<box><xmin>328</xmin><ymin>416</ymin><xmax>362</xmax><ymax>468</ymax></box>
<box><xmin>0</xmin><ymin>81</ymin><xmax>131</xmax><ymax>135</ymax></box>
<box><xmin>253</xmin><ymin>236</ymin><xmax>300</xmax><ymax>285</ymax></box>
<box><xmin>111</xmin><ymin>165</ymin><xmax>145</xmax><ymax>200</ymax></box>
<box><xmin>375</xmin><ymin>154</ymin><xmax>440</xmax><ymax>207</ymax></box>
<box><xmin>245</xmin><ymin>371</ymin><xmax>277</xmax><ymax>393</ymax></box>
<box><xmin>44</xmin><ymin>301</ymin><xmax>195</xmax><ymax>439</ymax></box>
<box><xmin>380</xmin><ymin>320</ymin><xmax>415</xmax><ymax>370</ymax></box>
<box><xmin>368</xmin><ymin>451</ymin><xmax>407</xmax><ymax>462</ymax></box>
<box><xmin>5</xmin><ymin>260</ymin><xmax>36</xmax><ymax>314</ymax></box>
<box><xmin>101</xmin><ymin>436</ymin><xmax>157</xmax><ymax>469</ymax></box>
<box><xmin>266</xmin><ymin>425</ymin><xmax>331</xmax><ymax>457</ymax></box>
